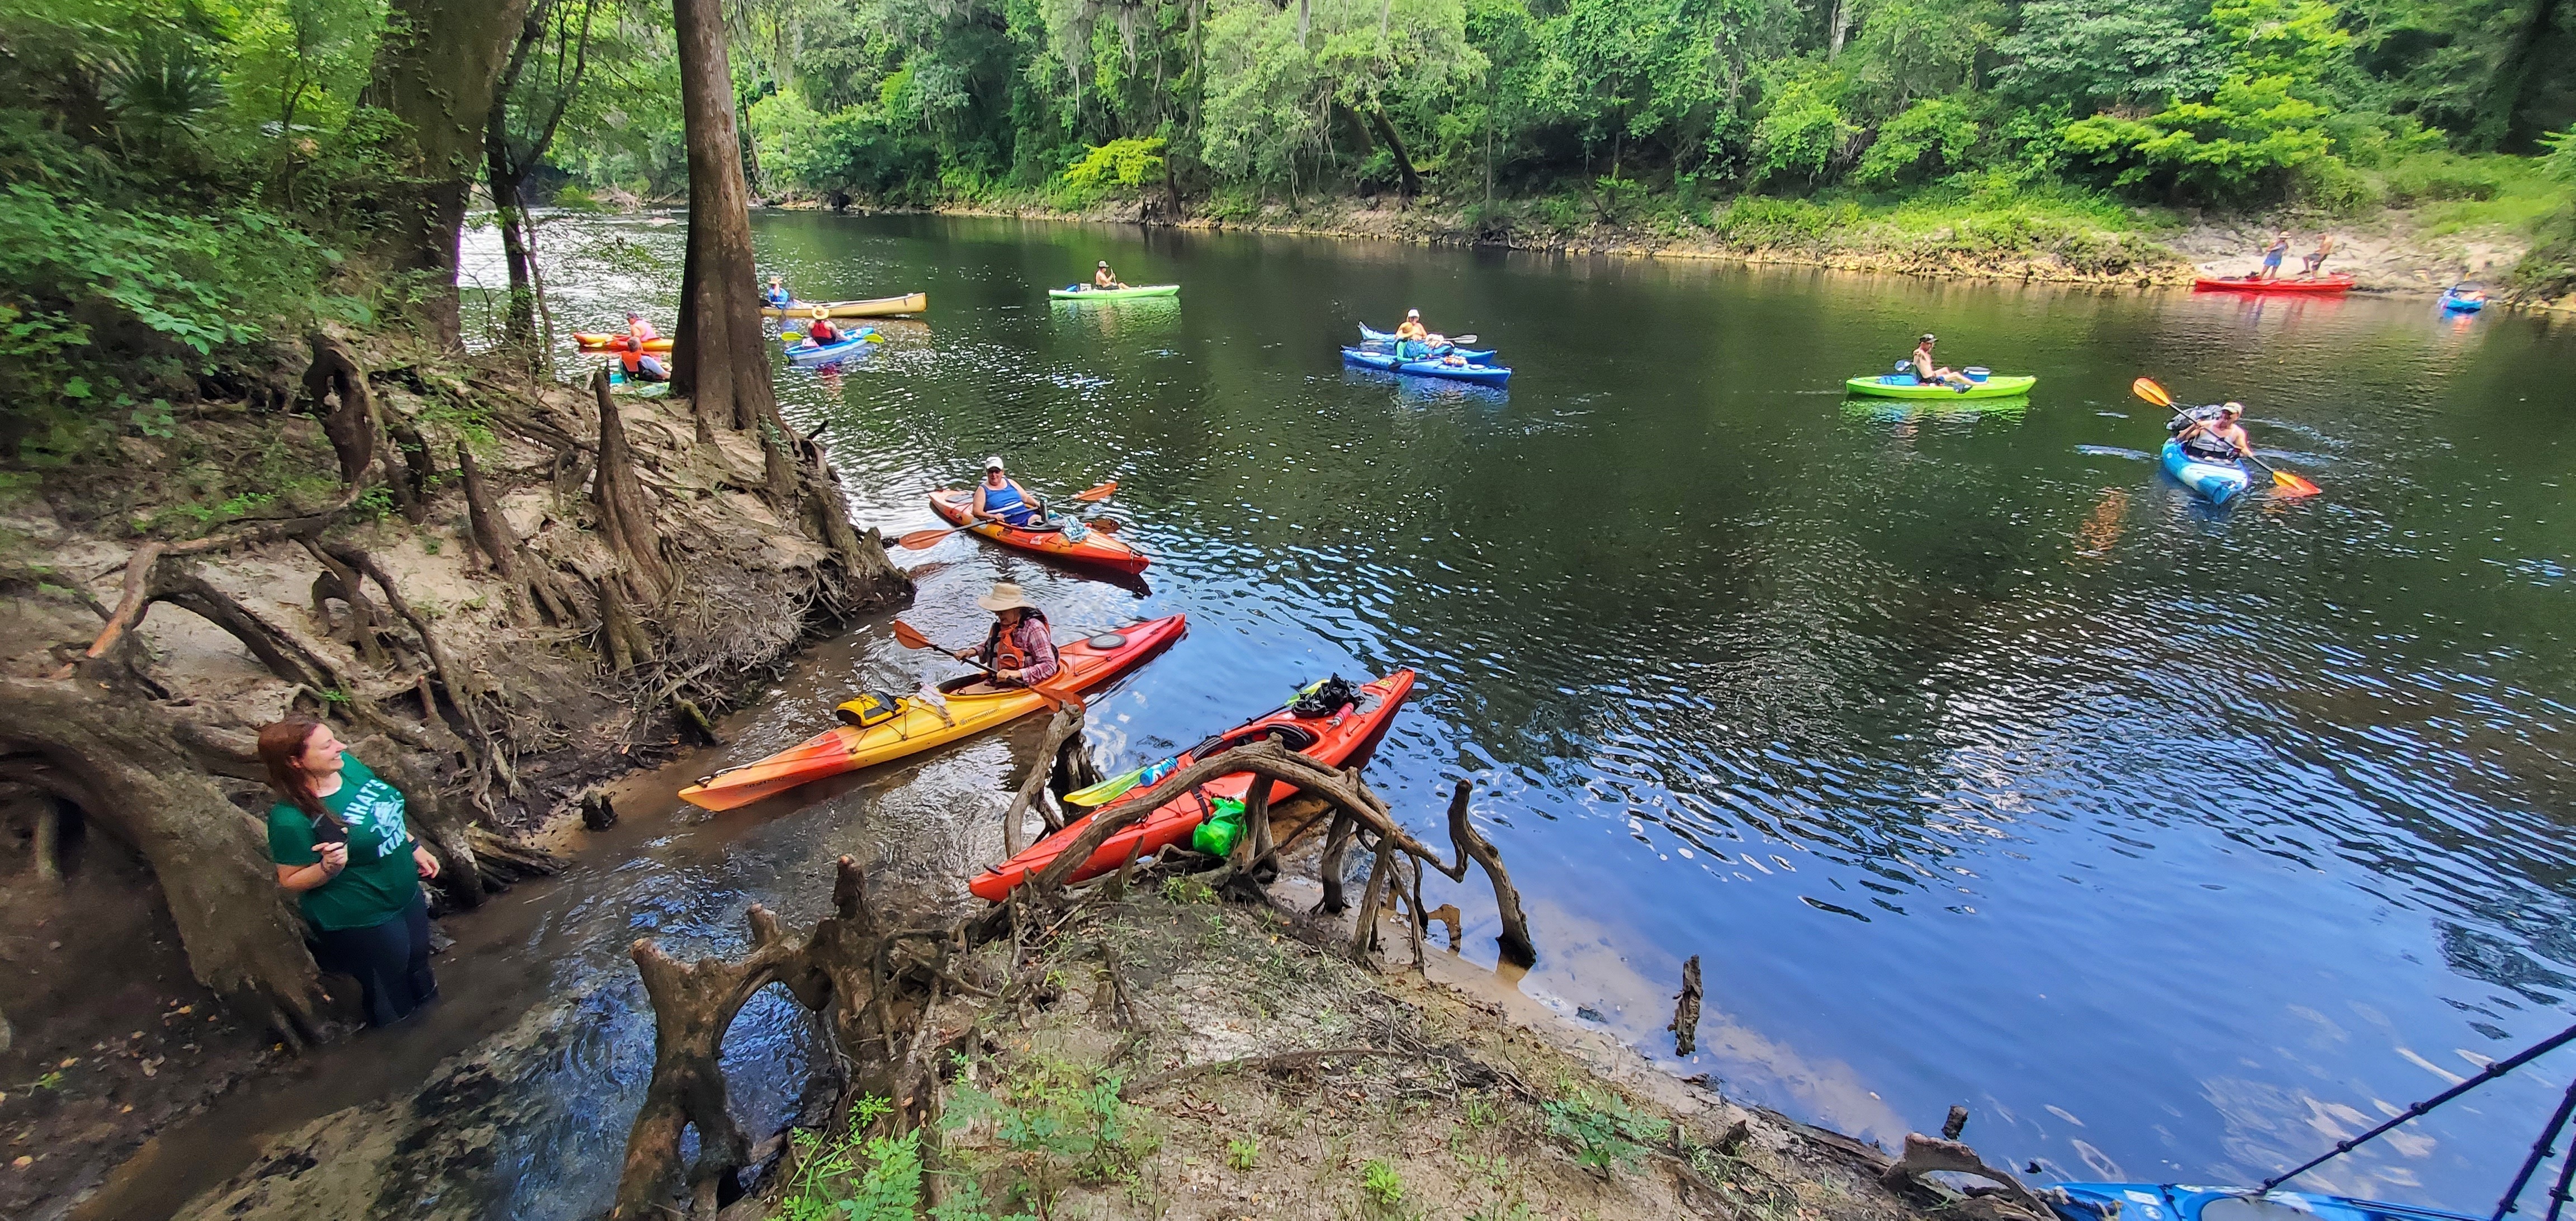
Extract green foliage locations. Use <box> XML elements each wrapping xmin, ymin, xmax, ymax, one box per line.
<box><xmin>1360</xmin><ymin>1157</ymin><xmax>1406</xmax><ymax>1209</ymax></box>
<box><xmin>775</xmin><ymin>1098</ymin><xmax>928</xmax><ymax>1221</ymax></box>
<box><xmin>1753</xmin><ymin>67</ymin><xmax>1858</xmax><ymax>186</ymax></box>
<box><xmin>1993</xmin><ymin>0</ymin><xmax>2225</xmax><ymax>111</ymax></box>
<box><xmin>944</xmin><ymin>1054</ymin><xmax>1156</xmax><ymax>1215</ymax></box>
<box><xmin>1061</xmin><ymin>136</ymin><xmax>1167</xmax><ymax>199</ymax></box>
<box><xmin>1855</xmin><ymin>97</ymin><xmax>1982</xmax><ymax>187</ymax></box>
<box><xmin>2062</xmin><ymin>73</ymin><xmax>2334</xmax><ymax>202</ymax></box>
<box><xmin>1225</xmin><ymin>1135</ymin><xmax>1259</xmax><ymax>1171</ymax></box>
<box><xmin>1539</xmin><ymin>1090</ymin><xmax>1672</xmax><ymax>1175</ymax></box>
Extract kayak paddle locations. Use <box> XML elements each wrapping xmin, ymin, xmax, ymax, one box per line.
<box><xmin>892</xmin><ymin>480</ymin><xmax>1122</xmax><ymax>550</ymax></box>
<box><xmin>2130</xmin><ymin>378</ymin><xmax>2322</xmax><ymax>498</ymax></box>
<box><xmin>1063</xmin><ymin>755</ymin><xmax>1177</xmax><ymax>807</ymax></box>
<box><xmin>888</xmin><ymin>619</ymin><xmax>1078</xmax><ymax>711</ymax></box>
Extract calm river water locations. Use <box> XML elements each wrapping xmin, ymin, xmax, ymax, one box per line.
<box><xmin>127</xmin><ymin>212</ymin><xmax>2576</xmax><ymax>1219</ymax></box>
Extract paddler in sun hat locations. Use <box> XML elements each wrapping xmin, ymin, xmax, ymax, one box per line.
<box><xmin>1393</xmin><ymin>308</ymin><xmax>1437</xmax><ymax>359</ymax></box>
<box><xmin>969</xmin><ymin>456</ymin><xmax>1048</xmax><ymax>529</ymax></box>
<box><xmin>955</xmin><ymin>583</ymin><xmax>1059</xmax><ymax>687</ymax></box>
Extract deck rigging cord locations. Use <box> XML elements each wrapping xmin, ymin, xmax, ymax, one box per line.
<box><xmin>2252</xmin><ymin>1020</ymin><xmax>2576</xmax><ymax>1200</ymax></box>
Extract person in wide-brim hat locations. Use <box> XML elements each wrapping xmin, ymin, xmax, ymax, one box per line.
<box><xmin>958</xmin><ymin>583</ymin><xmax>1059</xmax><ymax>686</ymax></box>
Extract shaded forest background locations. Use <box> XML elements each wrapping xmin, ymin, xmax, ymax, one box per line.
<box><xmin>8</xmin><ymin>0</ymin><xmax>2576</xmax><ymax>466</ymax></box>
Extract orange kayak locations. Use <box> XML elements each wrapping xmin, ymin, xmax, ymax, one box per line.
<box><xmin>967</xmin><ymin>669</ymin><xmax>1417</xmax><ymax>901</ymax></box>
<box><xmin>574</xmin><ymin>333</ymin><xmax>674</xmax><ymax>352</ymax></box>
<box><xmin>678</xmin><ymin>614</ymin><xmax>1187</xmax><ymax>811</ymax></box>
<box><xmin>930</xmin><ymin>489</ymin><xmax>1150</xmax><ymax>574</ymax></box>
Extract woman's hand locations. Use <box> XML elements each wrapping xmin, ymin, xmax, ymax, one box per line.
<box><xmin>997</xmin><ymin>666</ymin><xmax>1022</xmax><ymax>683</ymax></box>
<box><xmin>953</xmin><ymin>647</ymin><xmax>977</xmax><ymax>662</ymax></box>
<box><xmin>319</xmin><ymin>842</ymin><xmax>349</xmax><ymax>872</ymax></box>
<box><xmin>413</xmin><ymin>844</ymin><xmax>441</xmax><ymax>879</ymax></box>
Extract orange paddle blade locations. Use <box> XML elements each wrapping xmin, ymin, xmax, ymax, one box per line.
<box><xmin>2272</xmin><ymin>470</ymin><xmax>2323</xmax><ymax>498</ymax></box>
<box><xmin>1071</xmin><ymin>480</ymin><xmax>1119</xmax><ymax>503</ymax></box>
<box><xmin>891</xmin><ymin>620</ymin><xmax>938</xmax><ymax>651</ymax></box>
<box><xmin>895</xmin><ymin>526</ymin><xmax>962</xmax><ymax>550</ymax></box>
<box><xmin>2132</xmin><ymin>377</ymin><xmax>2175</xmax><ymax>408</ymax></box>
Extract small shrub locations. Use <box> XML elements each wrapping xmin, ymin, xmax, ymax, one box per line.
<box><xmin>1361</xmin><ymin>1158</ymin><xmax>1405</xmax><ymax>1209</ymax></box>
<box><xmin>2385</xmin><ymin>153</ymin><xmax>2504</xmax><ymax>205</ymax></box>
<box><xmin>1226</xmin><ymin>1135</ymin><xmax>1259</xmax><ymax>1171</ymax></box>
<box><xmin>776</xmin><ymin>1097</ymin><xmax>924</xmax><ymax>1221</ymax></box>
<box><xmin>1541</xmin><ymin>1091</ymin><xmax>1670</xmax><ymax>1176</ymax></box>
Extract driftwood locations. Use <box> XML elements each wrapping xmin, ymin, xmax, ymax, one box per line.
<box><xmin>1018</xmin><ymin>740</ymin><xmax>1536</xmax><ymax>966</ymax></box>
<box><xmin>613</xmin><ymin>856</ymin><xmax>896</xmax><ymax>1219</ymax></box>
<box><xmin>1002</xmin><ymin>706</ymin><xmax>1084</xmax><ymax>855</ymax></box>
<box><xmin>1670</xmin><ymin>954</ymin><xmax>1702</xmax><ymax>1056</ymax></box>
<box><xmin>1881</xmin><ymin>1132</ymin><xmax>2052</xmax><ymax>1219</ymax></box>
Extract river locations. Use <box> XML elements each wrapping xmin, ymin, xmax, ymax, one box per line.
<box><xmin>97</xmin><ymin>212</ymin><xmax>2576</xmax><ymax>1219</ymax></box>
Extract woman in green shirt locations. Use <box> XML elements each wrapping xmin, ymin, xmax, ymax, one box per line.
<box><xmin>259</xmin><ymin>718</ymin><xmax>442</xmax><ymax>1027</ymax></box>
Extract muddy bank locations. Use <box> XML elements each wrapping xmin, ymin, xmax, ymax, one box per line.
<box><xmin>0</xmin><ymin>333</ymin><xmax>909</xmax><ymax>1218</ymax></box>
<box><xmin>148</xmin><ymin>781</ymin><xmax>2000</xmax><ymax>1221</ymax></box>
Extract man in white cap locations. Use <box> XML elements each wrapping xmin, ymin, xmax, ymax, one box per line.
<box><xmin>956</xmin><ymin>583</ymin><xmax>1059</xmax><ymax>687</ymax></box>
<box><xmin>2174</xmin><ymin>401</ymin><xmax>2255</xmax><ymax>462</ymax></box>
<box><xmin>970</xmin><ymin>457</ymin><xmax>1046</xmax><ymax>529</ymax></box>
<box><xmin>1092</xmin><ymin>260</ymin><xmax>1124</xmax><ymax>290</ymax></box>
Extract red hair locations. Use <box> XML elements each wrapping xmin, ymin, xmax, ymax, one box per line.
<box><xmin>257</xmin><ymin>718</ymin><xmax>340</xmax><ymax>831</ymax></box>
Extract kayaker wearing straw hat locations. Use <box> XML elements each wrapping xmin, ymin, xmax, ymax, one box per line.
<box><xmin>955</xmin><ymin>583</ymin><xmax>1059</xmax><ymax>687</ymax></box>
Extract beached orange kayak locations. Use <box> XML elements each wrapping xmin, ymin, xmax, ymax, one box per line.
<box><xmin>678</xmin><ymin>614</ymin><xmax>1188</xmax><ymax>811</ymax></box>
<box><xmin>930</xmin><ymin>489</ymin><xmax>1149</xmax><ymax>574</ymax></box>
<box><xmin>967</xmin><ymin>669</ymin><xmax>1417</xmax><ymax>901</ymax></box>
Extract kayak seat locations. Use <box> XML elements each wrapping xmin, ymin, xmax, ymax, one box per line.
<box><xmin>1187</xmin><ymin>723</ymin><xmax>1323</xmax><ymax>759</ymax></box>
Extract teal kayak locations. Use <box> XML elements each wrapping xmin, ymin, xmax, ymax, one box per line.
<box><xmin>2161</xmin><ymin>439</ymin><xmax>2250</xmax><ymax>504</ymax></box>
<box><xmin>1048</xmin><ymin>283</ymin><xmax>1180</xmax><ymax>300</ymax></box>
<box><xmin>1845</xmin><ymin>373</ymin><xmax>2038</xmax><ymax>399</ymax></box>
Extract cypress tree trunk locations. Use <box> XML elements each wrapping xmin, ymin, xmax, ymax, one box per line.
<box><xmin>671</xmin><ymin>0</ymin><xmax>781</xmax><ymax>444</ymax></box>
<box><xmin>368</xmin><ymin>0</ymin><xmax>536</xmax><ymax>347</ymax></box>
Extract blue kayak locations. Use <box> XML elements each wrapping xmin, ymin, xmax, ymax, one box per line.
<box><xmin>1341</xmin><ymin>347</ymin><xmax>1512</xmax><ymax>385</ymax></box>
<box><xmin>2047</xmin><ymin>1184</ymin><xmax>2479</xmax><ymax>1221</ymax></box>
<box><xmin>1356</xmin><ymin>325</ymin><xmax>1497</xmax><ymax>364</ymax></box>
<box><xmin>2440</xmin><ymin>289</ymin><xmax>2487</xmax><ymax>312</ymax></box>
<box><xmin>2161</xmin><ymin>439</ymin><xmax>2249</xmax><ymax>504</ymax></box>
<box><xmin>782</xmin><ymin>328</ymin><xmax>877</xmax><ymax>365</ymax></box>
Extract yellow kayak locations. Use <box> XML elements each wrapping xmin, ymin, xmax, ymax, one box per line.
<box><xmin>760</xmin><ymin>292</ymin><xmax>927</xmax><ymax>319</ymax></box>
<box><xmin>677</xmin><ymin>614</ymin><xmax>1187</xmax><ymax>811</ymax></box>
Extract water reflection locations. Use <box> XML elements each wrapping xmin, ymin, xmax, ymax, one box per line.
<box><xmin>449</xmin><ymin>212</ymin><xmax>2576</xmax><ymax>1213</ymax></box>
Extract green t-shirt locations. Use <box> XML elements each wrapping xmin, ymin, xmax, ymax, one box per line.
<box><xmin>266</xmin><ymin>755</ymin><xmax>422</xmax><ymax>931</ymax></box>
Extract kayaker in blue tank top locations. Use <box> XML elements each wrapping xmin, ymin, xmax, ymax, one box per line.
<box><xmin>765</xmin><ymin>276</ymin><xmax>791</xmax><ymax>308</ymax></box>
<box><xmin>973</xmin><ymin>457</ymin><xmax>1046</xmax><ymax>528</ymax></box>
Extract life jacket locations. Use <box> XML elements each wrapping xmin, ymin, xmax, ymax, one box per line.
<box><xmin>979</xmin><ymin>480</ymin><xmax>1041</xmax><ymax>528</ymax></box>
<box><xmin>982</xmin><ymin>609</ymin><xmax>1049</xmax><ymax>672</ymax></box>
<box><xmin>616</xmin><ymin>338</ymin><xmax>645</xmax><ymax>373</ymax></box>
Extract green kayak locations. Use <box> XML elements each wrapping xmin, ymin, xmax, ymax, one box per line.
<box><xmin>1845</xmin><ymin>373</ymin><xmax>2038</xmax><ymax>399</ymax></box>
<box><xmin>1048</xmin><ymin>283</ymin><xmax>1181</xmax><ymax>300</ymax></box>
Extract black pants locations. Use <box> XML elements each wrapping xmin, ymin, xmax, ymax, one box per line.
<box><xmin>313</xmin><ymin>892</ymin><xmax>436</xmax><ymax>1027</ymax></box>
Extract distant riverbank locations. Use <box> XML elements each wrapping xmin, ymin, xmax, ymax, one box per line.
<box><xmin>747</xmin><ymin>187</ymin><xmax>2541</xmax><ymax>301</ymax></box>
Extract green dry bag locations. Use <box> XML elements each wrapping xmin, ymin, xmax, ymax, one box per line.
<box><xmin>1191</xmin><ymin>796</ymin><xmax>1247</xmax><ymax>856</ymax></box>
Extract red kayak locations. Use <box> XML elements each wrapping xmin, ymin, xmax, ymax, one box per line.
<box><xmin>929</xmin><ymin>489</ymin><xmax>1149</xmax><ymax>574</ymax></box>
<box><xmin>967</xmin><ymin>669</ymin><xmax>1417</xmax><ymax>901</ymax></box>
<box><xmin>2194</xmin><ymin>275</ymin><xmax>2354</xmax><ymax>294</ymax></box>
